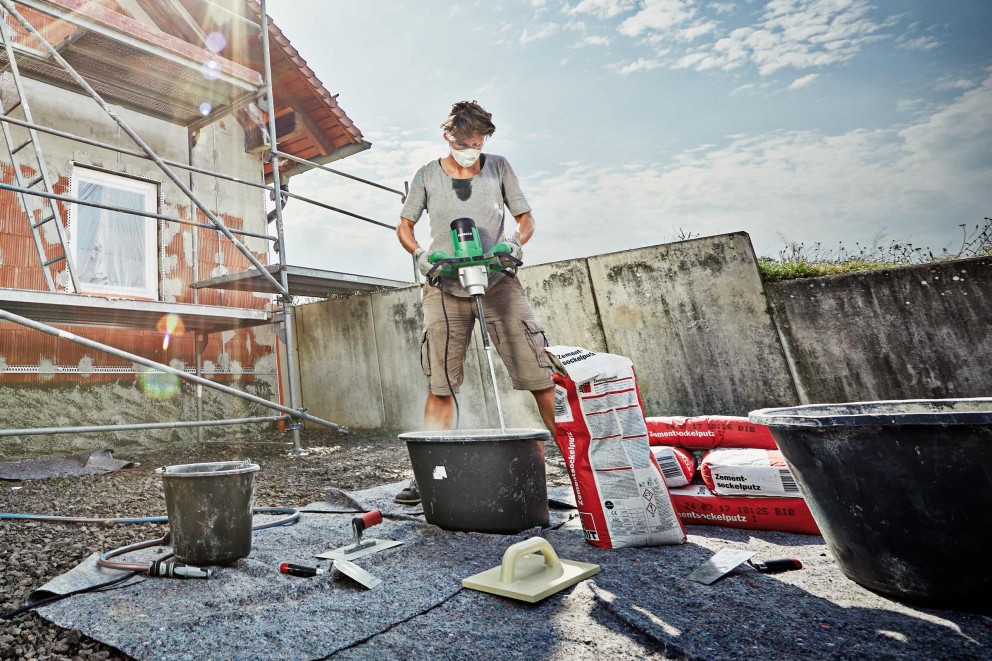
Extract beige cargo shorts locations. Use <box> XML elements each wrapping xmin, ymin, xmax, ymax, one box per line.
<box><xmin>420</xmin><ymin>276</ymin><xmax>554</xmax><ymax>396</ymax></box>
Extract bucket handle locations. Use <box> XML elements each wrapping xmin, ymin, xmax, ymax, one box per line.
<box><xmin>498</xmin><ymin>537</ymin><xmax>563</xmax><ymax>585</ymax></box>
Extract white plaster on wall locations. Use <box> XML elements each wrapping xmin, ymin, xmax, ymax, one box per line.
<box><xmin>78</xmin><ymin>355</ymin><xmax>94</xmax><ymax>378</ymax></box>
<box><xmin>0</xmin><ymin>356</ymin><xmax>7</xmax><ymax>373</ymax></box>
<box><xmin>38</xmin><ymin>358</ymin><xmax>56</xmax><ymax>381</ymax></box>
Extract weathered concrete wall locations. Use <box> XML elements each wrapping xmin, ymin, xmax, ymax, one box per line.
<box><xmin>295</xmin><ymin>296</ymin><xmax>384</xmax><ymax>429</ymax></box>
<box><xmin>765</xmin><ymin>256</ymin><xmax>992</xmax><ymax>403</ymax></box>
<box><xmin>587</xmin><ymin>232</ymin><xmax>799</xmax><ymax>416</ymax></box>
<box><xmin>295</xmin><ymin>233</ymin><xmax>799</xmax><ymax>429</ymax></box>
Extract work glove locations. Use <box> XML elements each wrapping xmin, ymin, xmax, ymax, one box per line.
<box><xmin>414</xmin><ymin>248</ymin><xmax>433</xmax><ymax>277</ymax></box>
<box><xmin>506</xmin><ymin>235</ymin><xmax>523</xmax><ymax>263</ymax></box>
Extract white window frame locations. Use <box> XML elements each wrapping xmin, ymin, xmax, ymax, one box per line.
<box><xmin>68</xmin><ymin>166</ymin><xmax>159</xmax><ymax>299</ymax></box>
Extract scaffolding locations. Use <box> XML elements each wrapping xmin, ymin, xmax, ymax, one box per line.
<box><xmin>0</xmin><ymin>0</ymin><xmax>406</xmax><ymax>451</ymax></box>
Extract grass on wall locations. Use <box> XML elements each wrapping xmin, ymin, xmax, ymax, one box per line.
<box><xmin>756</xmin><ymin>217</ymin><xmax>992</xmax><ymax>282</ymax></box>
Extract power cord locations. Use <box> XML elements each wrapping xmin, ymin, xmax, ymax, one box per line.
<box><xmin>438</xmin><ymin>287</ymin><xmax>460</xmax><ymax>429</ymax></box>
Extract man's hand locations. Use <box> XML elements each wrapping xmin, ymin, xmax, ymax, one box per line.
<box><xmin>506</xmin><ymin>235</ymin><xmax>523</xmax><ymax>262</ymax></box>
<box><xmin>414</xmin><ymin>248</ymin><xmax>433</xmax><ymax>277</ymax></box>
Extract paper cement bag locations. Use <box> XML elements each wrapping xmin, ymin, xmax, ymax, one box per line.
<box><xmin>546</xmin><ymin>346</ymin><xmax>686</xmax><ymax>549</ymax></box>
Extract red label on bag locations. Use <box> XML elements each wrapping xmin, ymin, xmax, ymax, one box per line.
<box><xmin>668</xmin><ymin>485</ymin><xmax>820</xmax><ymax>535</ymax></box>
<box><xmin>646</xmin><ymin>416</ymin><xmax>778</xmax><ymax>450</ymax></box>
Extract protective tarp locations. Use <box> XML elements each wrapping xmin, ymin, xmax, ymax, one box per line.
<box><xmin>75</xmin><ymin>181</ymin><xmax>150</xmax><ymax>293</ymax></box>
<box><xmin>0</xmin><ymin>448</ymin><xmax>137</xmax><ymax>481</ymax></box>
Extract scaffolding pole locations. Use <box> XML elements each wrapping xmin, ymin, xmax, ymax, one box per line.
<box><xmin>259</xmin><ymin>0</ymin><xmax>302</xmax><ymax>453</ymax></box>
<box><xmin>0</xmin><ymin>307</ymin><xmax>348</xmax><ymax>432</ymax></box>
<box><xmin>0</xmin><ymin>416</ymin><xmax>290</xmax><ymax>437</ymax></box>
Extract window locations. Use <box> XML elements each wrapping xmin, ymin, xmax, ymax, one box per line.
<box><xmin>69</xmin><ymin>166</ymin><xmax>159</xmax><ymax>299</ymax></box>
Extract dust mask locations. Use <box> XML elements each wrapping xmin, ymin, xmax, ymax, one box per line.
<box><xmin>450</xmin><ymin>146</ymin><xmax>481</xmax><ymax>168</ymax></box>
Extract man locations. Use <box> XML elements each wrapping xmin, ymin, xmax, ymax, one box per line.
<box><xmin>394</xmin><ymin>100</ymin><xmax>556</xmax><ymax>504</ymax></box>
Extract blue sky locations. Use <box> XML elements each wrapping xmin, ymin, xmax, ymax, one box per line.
<box><xmin>265</xmin><ymin>0</ymin><xmax>991</xmax><ymax>282</ymax></box>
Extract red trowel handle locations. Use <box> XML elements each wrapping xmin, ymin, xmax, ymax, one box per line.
<box><xmin>352</xmin><ymin>510</ymin><xmax>383</xmax><ymax>534</ymax></box>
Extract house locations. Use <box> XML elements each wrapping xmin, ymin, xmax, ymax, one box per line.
<box><xmin>0</xmin><ymin>0</ymin><xmax>377</xmax><ymax>454</ymax></box>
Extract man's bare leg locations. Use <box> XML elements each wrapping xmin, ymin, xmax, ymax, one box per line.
<box><xmin>424</xmin><ymin>392</ymin><xmax>455</xmax><ymax>430</ymax></box>
<box><xmin>532</xmin><ymin>386</ymin><xmax>556</xmax><ymax>436</ymax></box>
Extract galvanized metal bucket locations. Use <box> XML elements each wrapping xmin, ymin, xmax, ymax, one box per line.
<box><xmin>157</xmin><ymin>460</ymin><xmax>260</xmax><ymax>565</ymax></box>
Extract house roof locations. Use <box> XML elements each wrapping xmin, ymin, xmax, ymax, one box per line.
<box><xmin>4</xmin><ymin>0</ymin><xmax>365</xmax><ymax>177</ymax></box>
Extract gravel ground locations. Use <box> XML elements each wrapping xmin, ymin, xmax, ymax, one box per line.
<box><xmin>0</xmin><ymin>429</ymin><xmax>571</xmax><ymax>660</ymax></box>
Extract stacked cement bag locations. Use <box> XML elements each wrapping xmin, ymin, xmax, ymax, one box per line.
<box><xmin>646</xmin><ymin>416</ymin><xmax>820</xmax><ymax>535</ymax></box>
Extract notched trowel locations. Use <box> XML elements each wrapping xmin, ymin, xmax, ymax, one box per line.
<box><xmin>688</xmin><ymin>549</ymin><xmax>756</xmax><ymax>585</ymax></box>
<box><xmin>462</xmin><ymin>537</ymin><xmax>600</xmax><ymax>604</ymax></box>
<box><xmin>316</xmin><ymin>510</ymin><xmax>403</xmax><ymax>562</ymax></box>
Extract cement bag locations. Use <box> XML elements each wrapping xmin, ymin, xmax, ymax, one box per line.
<box><xmin>699</xmin><ymin>448</ymin><xmax>800</xmax><ymax>497</ymax></box>
<box><xmin>547</xmin><ymin>346</ymin><xmax>686</xmax><ymax>549</ymax></box>
<box><xmin>650</xmin><ymin>446</ymin><xmax>696</xmax><ymax>487</ymax></box>
<box><xmin>646</xmin><ymin>416</ymin><xmax>778</xmax><ymax>450</ymax></box>
<box><xmin>668</xmin><ymin>484</ymin><xmax>820</xmax><ymax>535</ymax></box>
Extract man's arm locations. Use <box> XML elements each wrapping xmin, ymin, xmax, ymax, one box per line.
<box><xmin>397</xmin><ymin>217</ymin><xmax>420</xmax><ymax>253</ymax></box>
<box><xmin>512</xmin><ymin>211</ymin><xmax>535</xmax><ymax>244</ymax></box>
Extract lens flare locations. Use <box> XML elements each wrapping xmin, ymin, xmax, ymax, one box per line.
<box><xmin>205</xmin><ymin>31</ymin><xmax>227</xmax><ymax>53</ymax></box>
<box><xmin>157</xmin><ymin>314</ymin><xmax>184</xmax><ymax>352</ymax></box>
<box><xmin>138</xmin><ymin>371</ymin><xmax>181</xmax><ymax>400</ymax></box>
<box><xmin>200</xmin><ymin>59</ymin><xmax>220</xmax><ymax>81</ymax></box>
<box><xmin>199</xmin><ymin>102</ymin><xmax>212</xmax><ymax>116</ymax></box>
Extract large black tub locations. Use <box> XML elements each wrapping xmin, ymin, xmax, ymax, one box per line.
<box><xmin>750</xmin><ymin>398</ymin><xmax>992</xmax><ymax>612</ymax></box>
<box><xmin>400</xmin><ymin>429</ymin><xmax>551</xmax><ymax>534</ymax></box>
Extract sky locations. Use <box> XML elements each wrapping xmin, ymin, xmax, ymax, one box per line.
<box><xmin>264</xmin><ymin>0</ymin><xmax>991</xmax><ymax>283</ymax></box>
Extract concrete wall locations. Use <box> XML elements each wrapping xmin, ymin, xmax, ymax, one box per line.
<box><xmin>765</xmin><ymin>256</ymin><xmax>992</xmax><ymax>404</ymax></box>
<box><xmin>292</xmin><ymin>234</ymin><xmax>992</xmax><ymax>431</ymax></box>
<box><xmin>294</xmin><ymin>232</ymin><xmax>799</xmax><ymax>429</ymax></box>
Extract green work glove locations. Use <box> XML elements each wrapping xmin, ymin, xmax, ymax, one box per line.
<box><xmin>414</xmin><ymin>248</ymin><xmax>433</xmax><ymax>277</ymax></box>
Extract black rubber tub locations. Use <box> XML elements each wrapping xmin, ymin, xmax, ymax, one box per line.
<box><xmin>399</xmin><ymin>429</ymin><xmax>551</xmax><ymax>534</ymax></box>
<box><xmin>750</xmin><ymin>398</ymin><xmax>992</xmax><ymax>612</ymax></box>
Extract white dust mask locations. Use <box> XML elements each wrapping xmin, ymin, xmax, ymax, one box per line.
<box><xmin>450</xmin><ymin>146</ymin><xmax>481</xmax><ymax>168</ymax></box>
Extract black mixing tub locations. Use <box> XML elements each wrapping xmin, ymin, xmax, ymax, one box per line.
<box><xmin>750</xmin><ymin>398</ymin><xmax>992</xmax><ymax>612</ymax></box>
<box><xmin>400</xmin><ymin>429</ymin><xmax>551</xmax><ymax>534</ymax></box>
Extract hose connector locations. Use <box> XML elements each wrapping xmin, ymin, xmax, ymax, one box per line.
<box><xmin>148</xmin><ymin>559</ymin><xmax>212</xmax><ymax>579</ymax></box>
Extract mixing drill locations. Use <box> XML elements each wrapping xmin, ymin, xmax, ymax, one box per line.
<box><xmin>425</xmin><ymin>217</ymin><xmax>522</xmax><ymax>432</ymax></box>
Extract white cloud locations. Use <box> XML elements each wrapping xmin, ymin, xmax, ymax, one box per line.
<box><xmin>572</xmin><ymin>34</ymin><xmax>612</xmax><ymax>47</ymax></box>
<box><xmin>935</xmin><ymin>77</ymin><xmax>977</xmax><ymax>92</ymax></box>
<box><xmin>569</xmin><ymin>0</ymin><xmax>637</xmax><ymax>20</ymax></box>
<box><xmin>520</xmin><ymin>22</ymin><xmax>560</xmax><ymax>44</ymax></box>
<box><xmin>611</xmin><ymin>57</ymin><xmax>664</xmax><ymax>75</ymax></box>
<box><xmin>897</xmin><ymin>34</ymin><xmax>940</xmax><ymax>51</ymax></box>
<box><xmin>787</xmin><ymin>72</ymin><xmax>819</xmax><ymax>90</ymax></box>
<box><xmin>600</xmin><ymin>0</ymin><xmax>897</xmax><ymax>79</ymax></box>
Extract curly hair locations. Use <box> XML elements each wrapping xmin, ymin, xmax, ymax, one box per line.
<box><xmin>440</xmin><ymin>100</ymin><xmax>496</xmax><ymax>138</ymax></box>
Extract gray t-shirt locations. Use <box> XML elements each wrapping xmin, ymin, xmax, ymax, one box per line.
<box><xmin>401</xmin><ymin>154</ymin><xmax>531</xmax><ymax>296</ymax></box>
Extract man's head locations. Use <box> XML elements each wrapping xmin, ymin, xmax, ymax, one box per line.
<box><xmin>440</xmin><ymin>100</ymin><xmax>495</xmax><ymax>141</ymax></box>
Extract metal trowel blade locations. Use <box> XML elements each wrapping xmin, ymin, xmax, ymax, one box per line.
<box><xmin>333</xmin><ymin>558</ymin><xmax>382</xmax><ymax>590</ymax></box>
<box><xmin>316</xmin><ymin>539</ymin><xmax>404</xmax><ymax>561</ymax></box>
<box><xmin>688</xmin><ymin>549</ymin><xmax>756</xmax><ymax>585</ymax></box>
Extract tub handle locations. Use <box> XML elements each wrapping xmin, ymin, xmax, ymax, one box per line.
<box><xmin>498</xmin><ymin>537</ymin><xmax>563</xmax><ymax>584</ymax></box>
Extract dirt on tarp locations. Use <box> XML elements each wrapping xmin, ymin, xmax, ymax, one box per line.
<box><xmin>0</xmin><ymin>428</ymin><xmax>989</xmax><ymax>660</ymax></box>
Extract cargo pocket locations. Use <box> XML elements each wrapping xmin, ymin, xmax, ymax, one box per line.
<box><xmin>522</xmin><ymin>319</ymin><xmax>553</xmax><ymax>368</ymax></box>
<box><xmin>419</xmin><ymin>329</ymin><xmax>431</xmax><ymax>377</ymax></box>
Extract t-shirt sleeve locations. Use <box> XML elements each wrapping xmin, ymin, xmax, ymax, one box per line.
<box><xmin>400</xmin><ymin>166</ymin><xmax>428</xmax><ymax>222</ymax></box>
<box><xmin>499</xmin><ymin>158</ymin><xmax>532</xmax><ymax>217</ymax></box>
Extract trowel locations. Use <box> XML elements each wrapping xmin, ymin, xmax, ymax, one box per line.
<box><xmin>462</xmin><ymin>537</ymin><xmax>600</xmax><ymax>604</ymax></box>
<box><xmin>687</xmin><ymin>549</ymin><xmax>756</xmax><ymax>585</ymax></box>
<box><xmin>316</xmin><ymin>510</ymin><xmax>403</xmax><ymax>562</ymax></box>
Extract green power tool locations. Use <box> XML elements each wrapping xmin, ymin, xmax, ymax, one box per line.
<box><xmin>426</xmin><ymin>217</ymin><xmax>522</xmax><ymax>431</ymax></box>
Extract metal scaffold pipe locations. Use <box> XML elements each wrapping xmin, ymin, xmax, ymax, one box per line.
<box><xmin>0</xmin><ymin>0</ymin><xmax>291</xmax><ymax>300</ymax></box>
<box><xmin>0</xmin><ymin>308</ymin><xmax>348</xmax><ymax>433</ymax></box>
<box><xmin>259</xmin><ymin>0</ymin><xmax>303</xmax><ymax>453</ymax></box>
<box><xmin>0</xmin><ymin>182</ymin><xmax>277</xmax><ymax>242</ymax></box>
<box><xmin>0</xmin><ymin>416</ymin><xmax>290</xmax><ymax>437</ymax></box>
